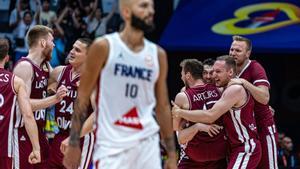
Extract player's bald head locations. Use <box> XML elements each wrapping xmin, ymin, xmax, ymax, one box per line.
<box><xmin>119</xmin><ymin>0</ymin><xmax>133</xmax><ymax>13</ymax></box>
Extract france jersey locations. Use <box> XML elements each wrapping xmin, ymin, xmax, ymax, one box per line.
<box><xmin>93</xmin><ymin>33</ymin><xmax>160</xmax><ymax>158</ymax></box>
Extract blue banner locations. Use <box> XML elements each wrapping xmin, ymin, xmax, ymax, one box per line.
<box><xmin>159</xmin><ymin>0</ymin><xmax>300</xmax><ymax>53</ymax></box>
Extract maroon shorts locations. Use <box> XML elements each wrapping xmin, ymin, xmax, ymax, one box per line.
<box><xmin>48</xmin><ymin>132</ymin><xmax>94</xmax><ymax>169</ymax></box>
<box><xmin>14</xmin><ymin>127</ymin><xmax>49</xmax><ymax>169</ymax></box>
<box><xmin>178</xmin><ymin>157</ymin><xmax>227</xmax><ymax>169</ymax></box>
<box><xmin>257</xmin><ymin>124</ymin><xmax>278</xmax><ymax>169</ymax></box>
<box><xmin>227</xmin><ymin>139</ymin><xmax>261</xmax><ymax>169</ymax></box>
<box><xmin>0</xmin><ymin>157</ymin><xmax>12</xmax><ymax>169</ymax></box>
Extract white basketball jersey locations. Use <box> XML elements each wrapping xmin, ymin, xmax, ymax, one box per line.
<box><xmin>93</xmin><ymin>33</ymin><xmax>160</xmax><ymax>158</ymax></box>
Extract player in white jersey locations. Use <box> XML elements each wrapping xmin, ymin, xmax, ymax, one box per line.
<box><xmin>63</xmin><ymin>0</ymin><xmax>177</xmax><ymax>169</ymax></box>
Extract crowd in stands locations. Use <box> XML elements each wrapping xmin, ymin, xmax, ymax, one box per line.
<box><xmin>1</xmin><ymin>1</ymin><xmax>300</xmax><ymax>168</ymax></box>
<box><xmin>6</xmin><ymin>0</ymin><xmax>122</xmax><ymax>68</ymax></box>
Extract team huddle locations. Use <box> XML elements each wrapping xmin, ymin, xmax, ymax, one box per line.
<box><xmin>0</xmin><ymin>0</ymin><xmax>277</xmax><ymax>169</ymax></box>
<box><xmin>173</xmin><ymin>36</ymin><xmax>277</xmax><ymax>169</ymax></box>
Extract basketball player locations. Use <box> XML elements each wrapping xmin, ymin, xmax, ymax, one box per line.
<box><xmin>172</xmin><ymin>55</ymin><xmax>262</xmax><ymax>169</ymax></box>
<box><xmin>202</xmin><ymin>58</ymin><xmax>215</xmax><ymax>84</ymax></box>
<box><xmin>13</xmin><ymin>25</ymin><xmax>68</xmax><ymax>169</ymax></box>
<box><xmin>47</xmin><ymin>38</ymin><xmax>94</xmax><ymax>169</ymax></box>
<box><xmin>229</xmin><ymin>35</ymin><xmax>278</xmax><ymax>169</ymax></box>
<box><xmin>63</xmin><ymin>0</ymin><xmax>177</xmax><ymax>169</ymax></box>
<box><xmin>0</xmin><ymin>38</ymin><xmax>40</xmax><ymax>168</ymax></box>
<box><xmin>174</xmin><ymin>59</ymin><xmax>227</xmax><ymax>169</ymax></box>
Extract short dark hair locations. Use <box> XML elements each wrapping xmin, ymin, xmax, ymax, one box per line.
<box><xmin>27</xmin><ymin>25</ymin><xmax>53</xmax><ymax>48</ymax></box>
<box><xmin>216</xmin><ymin>55</ymin><xmax>236</xmax><ymax>74</ymax></box>
<box><xmin>78</xmin><ymin>38</ymin><xmax>92</xmax><ymax>49</ymax></box>
<box><xmin>203</xmin><ymin>58</ymin><xmax>215</xmax><ymax>66</ymax></box>
<box><xmin>232</xmin><ymin>35</ymin><xmax>252</xmax><ymax>51</ymax></box>
<box><xmin>180</xmin><ymin>59</ymin><xmax>203</xmax><ymax>79</ymax></box>
<box><xmin>0</xmin><ymin>38</ymin><xmax>9</xmax><ymax>61</ymax></box>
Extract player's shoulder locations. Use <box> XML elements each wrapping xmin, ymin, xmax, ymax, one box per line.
<box><xmin>51</xmin><ymin>65</ymin><xmax>66</xmax><ymax>78</ymax></box>
<box><xmin>52</xmin><ymin>65</ymin><xmax>66</xmax><ymax>73</ymax></box>
<box><xmin>14</xmin><ymin>59</ymin><xmax>32</xmax><ymax>70</ymax></box>
<box><xmin>250</xmin><ymin>60</ymin><xmax>265</xmax><ymax>70</ymax></box>
<box><xmin>225</xmin><ymin>84</ymin><xmax>245</xmax><ymax>96</ymax></box>
<box><xmin>156</xmin><ymin>45</ymin><xmax>167</xmax><ymax>57</ymax></box>
<box><xmin>175</xmin><ymin>91</ymin><xmax>188</xmax><ymax>105</ymax></box>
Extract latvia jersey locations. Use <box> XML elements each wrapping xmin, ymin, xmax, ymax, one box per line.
<box><xmin>48</xmin><ymin>65</ymin><xmax>94</xmax><ymax>169</ymax></box>
<box><xmin>93</xmin><ymin>33</ymin><xmax>160</xmax><ymax>159</ymax></box>
<box><xmin>13</xmin><ymin>57</ymin><xmax>50</xmax><ymax>169</ymax></box>
<box><xmin>178</xmin><ymin>84</ymin><xmax>227</xmax><ymax>169</ymax></box>
<box><xmin>0</xmin><ymin>69</ymin><xmax>17</xmax><ymax>158</ymax></box>
<box><xmin>223</xmin><ymin>87</ymin><xmax>261</xmax><ymax>169</ymax></box>
<box><xmin>237</xmin><ymin>60</ymin><xmax>278</xmax><ymax>169</ymax></box>
<box><xmin>14</xmin><ymin>57</ymin><xmax>49</xmax><ymax>129</ymax></box>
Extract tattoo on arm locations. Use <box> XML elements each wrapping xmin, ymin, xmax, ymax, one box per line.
<box><xmin>69</xmin><ymin>100</ymin><xmax>88</xmax><ymax>147</ymax></box>
<box><xmin>163</xmin><ymin>136</ymin><xmax>176</xmax><ymax>153</ymax></box>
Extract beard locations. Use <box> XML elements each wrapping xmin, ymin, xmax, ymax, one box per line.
<box><xmin>42</xmin><ymin>45</ymin><xmax>53</xmax><ymax>61</ymax></box>
<box><xmin>131</xmin><ymin>13</ymin><xmax>155</xmax><ymax>33</ymax></box>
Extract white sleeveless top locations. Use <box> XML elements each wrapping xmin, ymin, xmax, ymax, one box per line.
<box><xmin>93</xmin><ymin>33</ymin><xmax>160</xmax><ymax>158</ymax></box>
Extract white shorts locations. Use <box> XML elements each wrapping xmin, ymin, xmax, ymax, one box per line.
<box><xmin>93</xmin><ymin>134</ymin><xmax>162</xmax><ymax>169</ymax></box>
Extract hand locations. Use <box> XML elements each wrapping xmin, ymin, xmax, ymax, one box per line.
<box><xmin>56</xmin><ymin>85</ymin><xmax>68</xmax><ymax>101</ymax></box>
<box><xmin>207</xmin><ymin>124</ymin><xmax>223</xmax><ymax>137</ymax></box>
<box><xmin>28</xmin><ymin>150</ymin><xmax>41</xmax><ymax>164</ymax></box>
<box><xmin>228</xmin><ymin>78</ymin><xmax>244</xmax><ymax>87</ymax></box>
<box><xmin>164</xmin><ymin>154</ymin><xmax>177</xmax><ymax>169</ymax></box>
<box><xmin>197</xmin><ymin>123</ymin><xmax>223</xmax><ymax>137</ymax></box>
<box><xmin>171</xmin><ymin>101</ymin><xmax>181</xmax><ymax>118</ymax></box>
<box><xmin>60</xmin><ymin>137</ymin><xmax>70</xmax><ymax>154</ymax></box>
<box><xmin>63</xmin><ymin>145</ymin><xmax>82</xmax><ymax>169</ymax></box>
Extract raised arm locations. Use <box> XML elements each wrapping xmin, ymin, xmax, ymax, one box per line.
<box><xmin>14</xmin><ymin>76</ymin><xmax>41</xmax><ymax>164</ymax></box>
<box><xmin>154</xmin><ymin>46</ymin><xmax>177</xmax><ymax>169</ymax></box>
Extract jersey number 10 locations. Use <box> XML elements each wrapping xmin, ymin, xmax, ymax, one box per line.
<box><xmin>125</xmin><ymin>83</ymin><xmax>138</xmax><ymax>98</ymax></box>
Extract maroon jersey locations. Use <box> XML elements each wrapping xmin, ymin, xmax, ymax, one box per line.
<box><xmin>55</xmin><ymin>65</ymin><xmax>79</xmax><ymax>133</ymax></box>
<box><xmin>237</xmin><ymin>60</ymin><xmax>274</xmax><ymax>128</ymax></box>
<box><xmin>0</xmin><ymin>68</ymin><xmax>17</xmax><ymax>157</ymax></box>
<box><xmin>14</xmin><ymin>57</ymin><xmax>49</xmax><ymax>129</ymax></box>
<box><xmin>182</xmin><ymin>84</ymin><xmax>227</xmax><ymax>162</ymax></box>
<box><xmin>55</xmin><ymin>65</ymin><xmax>92</xmax><ymax>133</ymax></box>
<box><xmin>223</xmin><ymin>88</ymin><xmax>259</xmax><ymax>148</ymax></box>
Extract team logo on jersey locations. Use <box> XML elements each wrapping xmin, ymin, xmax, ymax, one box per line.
<box><xmin>42</xmin><ymin>63</ymin><xmax>49</xmax><ymax>72</ymax></box>
<box><xmin>20</xmin><ymin>135</ymin><xmax>26</xmax><ymax>141</ymax></box>
<box><xmin>114</xmin><ymin>107</ymin><xmax>143</xmax><ymax>130</ymax></box>
<box><xmin>144</xmin><ymin>55</ymin><xmax>154</xmax><ymax>67</ymax></box>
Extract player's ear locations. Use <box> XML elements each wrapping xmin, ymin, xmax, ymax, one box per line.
<box><xmin>246</xmin><ymin>50</ymin><xmax>251</xmax><ymax>58</ymax></box>
<box><xmin>40</xmin><ymin>39</ymin><xmax>46</xmax><ymax>48</ymax></box>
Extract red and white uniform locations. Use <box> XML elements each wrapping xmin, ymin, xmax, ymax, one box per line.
<box><xmin>13</xmin><ymin>57</ymin><xmax>50</xmax><ymax>169</ymax></box>
<box><xmin>93</xmin><ymin>33</ymin><xmax>161</xmax><ymax>169</ymax></box>
<box><xmin>223</xmin><ymin>87</ymin><xmax>261</xmax><ymax>169</ymax></box>
<box><xmin>48</xmin><ymin>65</ymin><xmax>94</xmax><ymax>169</ymax></box>
<box><xmin>238</xmin><ymin>60</ymin><xmax>278</xmax><ymax>169</ymax></box>
<box><xmin>0</xmin><ymin>68</ymin><xmax>17</xmax><ymax>169</ymax></box>
<box><xmin>178</xmin><ymin>84</ymin><xmax>227</xmax><ymax>169</ymax></box>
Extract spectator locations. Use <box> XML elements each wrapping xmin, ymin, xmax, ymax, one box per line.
<box><xmin>278</xmin><ymin>136</ymin><xmax>299</xmax><ymax>169</ymax></box>
<box><xmin>9</xmin><ymin>0</ymin><xmax>31</xmax><ymax>31</ymax></box>
<box><xmin>49</xmin><ymin>21</ymin><xmax>65</xmax><ymax>67</ymax></box>
<box><xmin>85</xmin><ymin>0</ymin><xmax>117</xmax><ymax>39</ymax></box>
<box><xmin>37</xmin><ymin>0</ymin><xmax>57</xmax><ymax>27</ymax></box>
<box><xmin>13</xmin><ymin>10</ymin><xmax>37</xmax><ymax>62</ymax></box>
